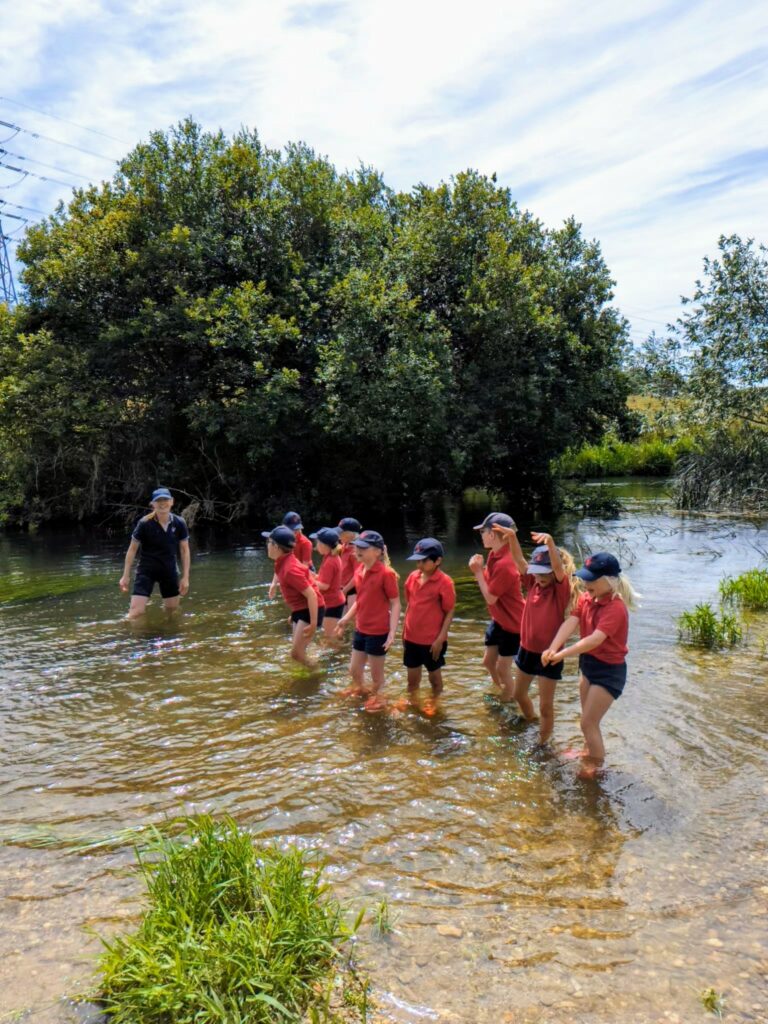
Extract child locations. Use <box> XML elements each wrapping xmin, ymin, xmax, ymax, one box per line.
<box><xmin>541</xmin><ymin>552</ymin><xmax>640</xmax><ymax>776</ymax></box>
<box><xmin>337</xmin><ymin>516</ymin><xmax>362</xmax><ymax>609</ymax></box>
<box><xmin>335</xmin><ymin>530</ymin><xmax>400</xmax><ymax>712</ymax></box>
<box><xmin>468</xmin><ymin>512</ymin><xmax>527</xmax><ymax>704</ymax></box>
<box><xmin>119</xmin><ymin>487</ymin><xmax>190</xmax><ymax>619</ymax></box>
<box><xmin>310</xmin><ymin>526</ymin><xmax>345</xmax><ymax>638</ymax></box>
<box><xmin>262</xmin><ymin>524</ymin><xmax>325</xmax><ymax>666</ymax></box>
<box><xmin>511</xmin><ymin>532</ymin><xmax>577</xmax><ymax>745</ymax></box>
<box><xmin>402</xmin><ymin>537</ymin><xmax>455</xmax><ymax>711</ymax></box>
<box><xmin>268</xmin><ymin>511</ymin><xmax>313</xmax><ymax>605</ymax></box>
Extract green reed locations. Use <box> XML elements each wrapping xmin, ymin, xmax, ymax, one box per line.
<box><xmin>719</xmin><ymin>568</ymin><xmax>768</xmax><ymax>611</ymax></box>
<box><xmin>700</xmin><ymin>987</ymin><xmax>726</xmax><ymax>1018</ymax></box>
<box><xmin>677</xmin><ymin>603</ymin><xmax>742</xmax><ymax>649</ymax></box>
<box><xmin>95</xmin><ymin>815</ymin><xmax>367</xmax><ymax>1023</ymax></box>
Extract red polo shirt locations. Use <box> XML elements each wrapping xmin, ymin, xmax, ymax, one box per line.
<box><xmin>340</xmin><ymin>542</ymin><xmax>357</xmax><ymax>588</ymax></box>
<box><xmin>520</xmin><ymin>574</ymin><xmax>572</xmax><ymax>653</ymax></box>
<box><xmin>275</xmin><ymin>553</ymin><xmax>324</xmax><ymax>612</ymax></box>
<box><xmin>293</xmin><ymin>531</ymin><xmax>314</xmax><ymax>567</ymax></box>
<box><xmin>353</xmin><ymin>560</ymin><xmax>400</xmax><ymax>635</ymax></box>
<box><xmin>575</xmin><ymin>591</ymin><xmax>628</xmax><ymax>664</ymax></box>
<box><xmin>484</xmin><ymin>547</ymin><xmax>525</xmax><ymax>633</ymax></box>
<box><xmin>318</xmin><ymin>553</ymin><xmax>344</xmax><ymax>608</ymax></box>
<box><xmin>403</xmin><ymin>568</ymin><xmax>456</xmax><ymax>645</ymax></box>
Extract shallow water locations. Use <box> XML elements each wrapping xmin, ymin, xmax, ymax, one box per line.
<box><xmin>1</xmin><ymin>481</ymin><xmax>767</xmax><ymax>1023</ymax></box>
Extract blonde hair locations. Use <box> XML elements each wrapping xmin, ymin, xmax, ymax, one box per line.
<box><xmin>604</xmin><ymin>574</ymin><xmax>641</xmax><ymax>611</ymax></box>
<box><xmin>380</xmin><ymin>544</ymin><xmax>400</xmax><ymax>581</ymax></box>
<box><xmin>558</xmin><ymin>547</ymin><xmax>582</xmax><ymax>615</ymax></box>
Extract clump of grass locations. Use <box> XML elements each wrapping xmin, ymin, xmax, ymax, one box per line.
<box><xmin>677</xmin><ymin>603</ymin><xmax>742</xmax><ymax>649</ymax></box>
<box><xmin>719</xmin><ymin>568</ymin><xmax>768</xmax><ymax>611</ymax></box>
<box><xmin>95</xmin><ymin>815</ymin><xmax>367</xmax><ymax>1023</ymax></box>
<box><xmin>0</xmin><ymin>573</ymin><xmax>111</xmax><ymax>605</ymax></box>
<box><xmin>700</xmin><ymin>987</ymin><xmax>726</xmax><ymax>1018</ymax></box>
<box><xmin>370</xmin><ymin>898</ymin><xmax>398</xmax><ymax>938</ymax></box>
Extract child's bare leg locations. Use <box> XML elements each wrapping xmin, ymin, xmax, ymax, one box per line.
<box><xmin>512</xmin><ymin>667</ymin><xmax>536</xmax><ymax>718</ymax></box>
<box><xmin>482</xmin><ymin>645</ymin><xmax>501</xmax><ymax>688</ymax></box>
<box><xmin>342</xmin><ymin>650</ymin><xmax>369</xmax><ymax>696</ymax></box>
<box><xmin>290</xmin><ymin>622</ymin><xmax>315</xmax><ymax>666</ymax></box>
<box><xmin>406</xmin><ymin>667</ymin><xmax>422</xmax><ymax>701</ymax></box>
<box><xmin>537</xmin><ymin>678</ymin><xmax>557</xmax><ymax>744</ymax></box>
<box><xmin>427</xmin><ymin>669</ymin><xmax>443</xmax><ymax>696</ymax></box>
<box><xmin>496</xmin><ymin>655</ymin><xmax>516</xmax><ymax>702</ymax></box>
<box><xmin>322</xmin><ymin>617</ymin><xmax>341</xmax><ymax>644</ymax></box>
<box><xmin>580</xmin><ymin>684</ymin><xmax>615</xmax><ymax>766</ymax></box>
<box><xmin>364</xmin><ymin>655</ymin><xmax>387</xmax><ymax>710</ymax></box>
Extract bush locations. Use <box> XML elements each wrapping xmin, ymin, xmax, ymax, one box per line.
<box><xmin>719</xmin><ymin>568</ymin><xmax>768</xmax><ymax>611</ymax></box>
<box><xmin>677</xmin><ymin>603</ymin><xmax>742</xmax><ymax>649</ymax></box>
<box><xmin>96</xmin><ymin>816</ymin><xmax>367</xmax><ymax>1023</ymax></box>
<box><xmin>555</xmin><ymin>434</ymin><xmax>694</xmax><ymax>479</ymax></box>
<box><xmin>674</xmin><ymin>428</ymin><xmax>768</xmax><ymax>512</ymax></box>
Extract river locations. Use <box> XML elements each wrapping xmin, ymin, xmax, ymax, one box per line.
<box><xmin>0</xmin><ymin>480</ymin><xmax>766</xmax><ymax>1023</ymax></box>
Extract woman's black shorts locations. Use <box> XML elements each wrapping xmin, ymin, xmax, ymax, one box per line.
<box><xmin>133</xmin><ymin>569</ymin><xmax>180</xmax><ymax>599</ymax></box>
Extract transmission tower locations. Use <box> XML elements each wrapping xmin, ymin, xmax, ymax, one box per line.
<box><xmin>0</xmin><ymin>217</ymin><xmax>17</xmax><ymax>307</ymax></box>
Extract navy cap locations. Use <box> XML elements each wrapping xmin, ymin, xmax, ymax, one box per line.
<box><xmin>337</xmin><ymin>517</ymin><xmax>362</xmax><ymax>533</ymax></box>
<box><xmin>474</xmin><ymin>512</ymin><xmax>516</xmax><ymax>531</ymax></box>
<box><xmin>310</xmin><ymin>527</ymin><xmax>341</xmax><ymax>548</ymax></box>
<box><xmin>406</xmin><ymin>537</ymin><xmax>444</xmax><ymax>561</ymax></box>
<box><xmin>262</xmin><ymin>525</ymin><xmax>296</xmax><ymax>548</ymax></box>
<box><xmin>527</xmin><ymin>545</ymin><xmax>553</xmax><ymax>574</ymax></box>
<box><xmin>352</xmin><ymin>529</ymin><xmax>385</xmax><ymax>551</ymax></box>
<box><xmin>574</xmin><ymin>552</ymin><xmax>621</xmax><ymax>581</ymax></box>
<box><xmin>151</xmin><ymin>487</ymin><xmax>172</xmax><ymax>501</ymax></box>
<box><xmin>282</xmin><ymin>511</ymin><xmax>303</xmax><ymax>530</ymax></box>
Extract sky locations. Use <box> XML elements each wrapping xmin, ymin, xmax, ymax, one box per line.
<box><xmin>2</xmin><ymin>0</ymin><xmax>767</xmax><ymax>344</ymax></box>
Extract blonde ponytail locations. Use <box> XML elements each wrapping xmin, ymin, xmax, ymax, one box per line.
<box><xmin>558</xmin><ymin>547</ymin><xmax>583</xmax><ymax>615</ymax></box>
<box><xmin>605</xmin><ymin>574</ymin><xmax>641</xmax><ymax>611</ymax></box>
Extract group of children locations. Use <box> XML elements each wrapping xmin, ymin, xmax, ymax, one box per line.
<box><xmin>122</xmin><ymin>490</ymin><xmax>640</xmax><ymax>775</ymax></box>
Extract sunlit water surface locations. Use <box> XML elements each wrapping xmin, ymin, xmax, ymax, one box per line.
<box><xmin>1</xmin><ymin>481</ymin><xmax>767</xmax><ymax>1023</ymax></box>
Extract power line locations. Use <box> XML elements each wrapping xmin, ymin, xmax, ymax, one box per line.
<box><xmin>0</xmin><ymin>96</ymin><xmax>130</xmax><ymax>148</ymax></box>
<box><xmin>0</xmin><ymin>147</ymin><xmax>92</xmax><ymax>181</ymax></box>
<box><xmin>0</xmin><ymin>118</ymin><xmax>118</xmax><ymax>164</ymax></box>
<box><xmin>0</xmin><ymin>159</ymin><xmax>78</xmax><ymax>190</ymax></box>
<box><xmin>0</xmin><ymin>198</ymin><xmax>47</xmax><ymax>216</ymax></box>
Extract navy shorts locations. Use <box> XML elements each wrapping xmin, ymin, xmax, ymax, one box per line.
<box><xmin>346</xmin><ymin>587</ymin><xmax>357</xmax><ymax>598</ymax></box>
<box><xmin>403</xmin><ymin>639</ymin><xmax>447</xmax><ymax>672</ymax></box>
<box><xmin>323</xmin><ymin>603</ymin><xmax>345</xmax><ymax>619</ymax></box>
<box><xmin>133</xmin><ymin>569</ymin><xmax>180</xmax><ymax>599</ymax></box>
<box><xmin>291</xmin><ymin>608</ymin><xmax>326</xmax><ymax>627</ymax></box>
<box><xmin>579</xmin><ymin>653</ymin><xmax>626</xmax><ymax>699</ymax></box>
<box><xmin>515</xmin><ymin>645</ymin><xmax>563</xmax><ymax>681</ymax></box>
<box><xmin>352</xmin><ymin>630</ymin><xmax>389</xmax><ymax>657</ymax></box>
<box><xmin>484</xmin><ymin>621</ymin><xmax>520</xmax><ymax>658</ymax></box>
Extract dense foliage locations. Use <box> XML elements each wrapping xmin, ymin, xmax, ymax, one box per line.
<box><xmin>628</xmin><ymin>234</ymin><xmax>768</xmax><ymax>511</ymax></box>
<box><xmin>2</xmin><ymin>120</ymin><xmax>630</xmax><ymax>525</ymax></box>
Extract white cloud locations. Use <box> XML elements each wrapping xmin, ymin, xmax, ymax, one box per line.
<box><xmin>2</xmin><ymin>0</ymin><xmax>767</xmax><ymax>339</ymax></box>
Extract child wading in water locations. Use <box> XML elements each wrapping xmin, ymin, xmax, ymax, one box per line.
<box><xmin>401</xmin><ymin>538</ymin><xmax>455</xmax><ymax>713</ymax></box>
<box><xmin>542</xmin><ymin>552</ymin><xmax>640</xmax><ymax>776</ymax></box>
<box><xmin>494</xmin><ymin>529</ymin><xmax>578</xmax><ymax>745</ymax></box>
<box><xmin>468</xmin><ymin>512</ymin><xmax>526</xmax><ymax>705</ymax></box>
<box><xmin>337</xmin><ymin>516</ymin><xmax>362</xmax><ymax>611</ymax></box>
<box><xmin>263</xmin><ymin>525</ymin><xmax>325</xmax><ymax>666</ymax></box>
<box><xmin>335</xmin><ymin>530</ymin><xmax>400</xmax><ymax>712</ymax></box>
<box><xmin>310</xmin><ymin>527</ymin><xmax>345</xmax><ymax>640</ymax></box>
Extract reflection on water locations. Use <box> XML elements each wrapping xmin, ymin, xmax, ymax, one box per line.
<box><xmin>1</xmin><ymin>481</ymin><xmax>767</xmax><ymax>1022</ymax></box>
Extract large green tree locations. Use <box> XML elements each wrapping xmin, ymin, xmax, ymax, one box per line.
<box><xmin>1</xmin><ymin>119</ymin><xmax>629</xmax><ymax>525</ymax></box>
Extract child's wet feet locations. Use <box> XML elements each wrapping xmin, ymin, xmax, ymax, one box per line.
<box><xmin>340</xmin><ymin>685</ymin><xmax>365</xmax><ymax>698</ymax></box>
<box><xmin>560</xmin><ymin>747</ymin><xmax>589</xmax><ymax>761</ymax></box>
<box><xmin>363</xmin><ymin>695</ymin><xmax>387</xmax><ymax>713</ymax></box>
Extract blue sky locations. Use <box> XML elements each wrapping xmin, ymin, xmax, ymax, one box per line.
<box><xmin>2</xmin><ymin>0</ymin><xmax>767</xmax><ymax>344</ymax></box>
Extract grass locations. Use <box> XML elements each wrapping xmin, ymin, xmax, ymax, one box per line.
<box><xmin>719</xmin><ymin>568</ymin><xmax>768</xmax><ymax>611</ymax></box>
<box><xmin>370</xmin><ymin>898</ymin><xmax>397</xmax><ymax>938</ymax></box>
<box><xmin>94</xmin><ymin>815</ymin><xmax>369</xmax><ymax>1023</ymax></box>
<box><xmin>554</xmin><ymin>434</ymin><xmax>696</xmax><ymax>480</ymax></box>
<box><xmin>677</xmin><ymin>603</ymin><xmax>742</xmax><ymax>649</ymax></box>
<box><xmin>700</xmin><ymin>987</ymin><xmax>726</xmax><ymax>1018</ymax></box>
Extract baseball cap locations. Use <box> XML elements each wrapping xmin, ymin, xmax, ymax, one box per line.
<box><xmin>337</xmin><ymin>517</ymin><xmax>362</xmax><ymax>533</ymax></box>
<box><xmin>352</xmin><ymin>529</ymin><xmax>385</xmax><ymax>550</ymax></box>
<box><xmin>310</xmin><ymin>527</ymin><xmax>341</xmax><ymax>547</ymax></box>
<box><xmin>473</xmin><ymin>512</ymin><xmax>516</xmax><ymax>531</ymax></box>
<box><xmin>406</xmin><ymin>537</ymin><xmax>444</xmax><ymax>561</ymax></box>
<box><xmin>151</xmin><ymin>487</ymin><xmax>172</xmax><ymax>501</ymax></box>
<box><xmin>261</xmin><ymin>525</ymin><xmax>296</xmax><ymax>548</ymax></box>
<box><xmin>574</xmin><ymin>552</ymin><xmax>621</xmax><ymax>581</ymax></box>
<box><xmin>282</xmin><ymin>511</ymin><xmax>303</xmax><ymax>530</ymax></box>
<box><xmin>527</xmin><ymin>545</ymin><xmax>554</xmax><ymax>574</ymax></box>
